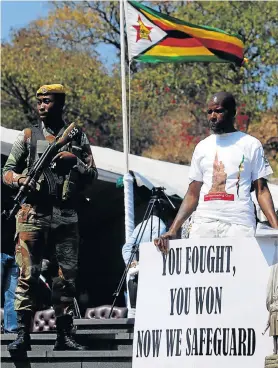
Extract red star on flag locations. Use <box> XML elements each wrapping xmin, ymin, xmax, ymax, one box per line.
<box><xmin>133</xmin><ymin>15</ymin><xmax>153</xmax><ymax>42</ymax></box>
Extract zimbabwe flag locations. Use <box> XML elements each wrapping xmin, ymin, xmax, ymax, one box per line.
<box><xmin>125</xmin><ymin>1</ymin><xmax>245</xmax><ymax>66</ymax></box>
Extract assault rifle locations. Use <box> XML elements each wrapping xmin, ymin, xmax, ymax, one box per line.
<box><xmin>5</xmin><ymin>123</ymin><xmax>80</xmax><ymax>220</ymax></box>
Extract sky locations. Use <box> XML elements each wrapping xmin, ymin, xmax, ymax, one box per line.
<box><xmin>1</xmin><ymin>1</ymin><xmax>276</xmax><ymax>104</ymax></box>
<box><xmin>1</xmin><ymin>0</ymin><xmax>117</xmax><ymax>69</ymax></box>
<box><xmin>1</xmin><ymin>1</ymin><xmax>48</xmax><ymax>41</ymax></box>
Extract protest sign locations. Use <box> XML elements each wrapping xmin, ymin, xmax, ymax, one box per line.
<box><xmin>132</xmin><ymin>237</ymin><xmax>277</xmax><ymax>368</ymax></box>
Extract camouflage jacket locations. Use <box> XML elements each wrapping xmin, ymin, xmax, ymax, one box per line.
<box><xmin>3</xmin><ymin>122</ymin><xmax>98</xmax><ymax>208</ymax></box>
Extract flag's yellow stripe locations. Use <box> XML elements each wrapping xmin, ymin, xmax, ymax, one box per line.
<box><xmin>141</xmin><ymin>9</ymin><xmax>243</xmax><ymax>48</ymax></box>
<box><xmin>145</xmin><ymin>45</ymin><xmax>214</xmax><ymax>57</ymax></box>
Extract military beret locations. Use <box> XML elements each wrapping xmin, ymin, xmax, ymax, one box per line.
<box><xmin>36</xmin><ymin>84</ymin><xmax>66</xmax><ymax>96</ymax></box>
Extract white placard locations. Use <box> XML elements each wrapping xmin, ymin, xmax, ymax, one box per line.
<box><xmin>132</xmin><ymin>237</ymin><xmax>278</xmax><ymax>368</ymax></box>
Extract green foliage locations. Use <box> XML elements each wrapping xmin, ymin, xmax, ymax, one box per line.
<box><xmin>135</xmin><ymin>1</ymin><xmax>278</xmax><ymax>134</ymax></box>
<box><xmin>1</xmin><ymin>27</ymin><xmax>122</xmax><ymax>148</ymax></box>
<box><xmin>1</xmin><ymin>1</ymin><xmax>277</xmax><ymax>171</ymax></box>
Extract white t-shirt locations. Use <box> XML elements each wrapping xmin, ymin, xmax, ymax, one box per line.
<box><xmin>188</xmin><ymin>131</ymin><xmax>273</xmax><ymax>227</ymax></box>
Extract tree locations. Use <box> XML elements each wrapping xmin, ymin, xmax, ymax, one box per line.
<box><xmin>249</xmin><ymin>110</ymin><xmax>278</xmax><ymax>179</ymax></box>
<box><xmin>2</xmin><ymin>1</ymin><xmax>277</xmax><ymax>172</ymax></box>
<box><xmin>33</xmin><ymin>1</ymin><xmax>278</xmax><ymax>134</ymax></box>
<box><xmin>1</xmin><ymin>28</ymin><xmax>122</xmax><ymax>148</ymax></box>
<box><xmin>35</xmin><ymin>1</ymin><xmax>120</xmax><ymax>52</ymax></box>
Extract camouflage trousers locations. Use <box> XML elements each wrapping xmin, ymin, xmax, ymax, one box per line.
<box><xmin>14</xmin><ymin>203</ymin><xmax>79</xmax><ymax>317</ymax></box>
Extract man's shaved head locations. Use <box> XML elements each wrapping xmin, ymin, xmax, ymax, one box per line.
<box><xmin>209</xmin><ymin>92</ymin><xmax>236</xmax><ymax>115</ymax></box>
<box><xmin>207</xmin><ymin>92</ymin><xmax>237</xmax><ymax>134</ymax></box>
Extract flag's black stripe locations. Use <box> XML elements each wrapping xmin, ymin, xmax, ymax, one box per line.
<box><xmin>165</xmin><ymin>30</ymin><xmax>192</xmax><ymax>39</ymax></box>
<box><xmin>208</xmin><ymin>48</ymin><xmax>242</xmax><ymax>66</ymax></box>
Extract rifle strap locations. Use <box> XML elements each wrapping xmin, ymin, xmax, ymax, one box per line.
<box><xmin>29</xmin><ymin>125</ymin><xmax>58</xmax><ymax>197</ymax></box>
<box><xmin>29</xmin><ymin>122</ymin><xmax>71</xmax><ymax>168</ymax></box>
<box><xmin>29</xmin><ymin>125</ymin><xmax>46</xmax><ymax>170</ymax></box>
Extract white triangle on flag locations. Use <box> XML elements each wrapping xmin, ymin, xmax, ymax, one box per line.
<box><xmin>124</xmin><ymin>2</ymin><xmax>167</xmax><ymax>61</ymax></box>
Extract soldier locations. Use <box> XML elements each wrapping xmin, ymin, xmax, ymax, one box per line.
<box><xmin>3</xmin><ymin>84</ymin><xmax>98</xmax><ymax>352</ymax></box>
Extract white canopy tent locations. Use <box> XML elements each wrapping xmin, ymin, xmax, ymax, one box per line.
<box><xmin>0</xmin><ymin>126</ymin><xmax>190</xmax><ymax>197</ymax></box>
<box><xmin>1</xmin><ymin>125</ymin><xmax>278</xmax><ymax>212</ymax></box>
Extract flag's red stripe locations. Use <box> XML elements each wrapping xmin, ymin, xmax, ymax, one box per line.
<box><xmin>159</xmin><ymin>37</ymin><xmax>243</xmax><ymax>58</ymax></box>
<box><xmin>199</xmin><ymin>38</ymin><xmax>243</xmax><ymax>58</ymax></box>
<box><xmin>160</xmin><ymin>38</ymin><xmax>202</xmax><ymax>47</ymax></box>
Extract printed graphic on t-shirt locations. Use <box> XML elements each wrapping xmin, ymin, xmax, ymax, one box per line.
<box><xmin>236</xmin><ymin>155</ymin><xmax>245</xmax><ymax>197</ymax></box>
<box><xmin>204</xmin><ymin>152</ymin><xmax>234</xmax><ymax>201</ymax></box>
<box><xmin>262</xmin><ymin>154</ymin><xmax>270</xmax><ymax>168</ymax></box>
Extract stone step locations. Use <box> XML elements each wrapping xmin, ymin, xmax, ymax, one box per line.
<box><xmin>1</xmin><ymin>319</ymin><xmax>134</xmax><ymax>367</ymax></box>
<box><xmin>1</xmin><ymin>350</ymin><xmax>132</xmax><ymax>368</ymax></box>
<box><xmin>1</xmin><ymin>332</ymin><xmax>133</xmax><ymax>352</ymax></box>
<box><xmin>73</xmin><ymin>318</ymin><xmax>134</xmax><ymax>331</ymax></box>
<box><xmin>1</xmin><ymin>332</ymin><xmax>134</xmax><ymax>341</ymax></box>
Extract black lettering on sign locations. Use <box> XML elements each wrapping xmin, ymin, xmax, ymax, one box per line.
<box><xmin>222</xmin><ymin>328</ymin><xmax>230</xmax><ymax>356</ymax></box>
<box><xmin>166</xmin><ymin>329</ymin><xmax>183</xmax><ymax>356</ymax></box>
<box><xmin>191</xmin><ymin>328</ymin><xmax>198</xmax><ymax>355</ymax></box>
<box><xmin>170</xmin><ymin>287</ymin><xmax>191</xmax><ymax>315</ymax></box>
<box><xmin>225</xmin><ymin>246</ymin><xmax>232</xmax><ymax>273</ymax></box>
<box><xmin>215</xmin><ymin>246</ymin><xmax>224</xmax><ymax>273</ymax></box>
<box><xmin>213</xmin><ymin>328</ymin><xmax>221</xmax><ymax>356</ymax></box>
<box><xmin>206</xmin><ymin>328</ymin><xmax>213</xmax><ymax>355</ymax></box>
<box><xmin>185</xmin><ymin>246</ymin><xmax>233</xmax><ymax>274</ymax></box>
<box><xmin>229</xmin><ymin>328</ymin><xmax>237</xmax><ymax>356</ymax></box>
<box><xmin>207</xmin><ymin>246</ymin><xmax>215</xmax><ymax>273</ymax></box>
<box><xmin>185</xmin><ymin>328</ymin><xmax>191</xmax><ymax>356</ymax></box>
<box><xmin>198</xmin><ymin>328</ymin><xmax>206</xmax><ymax>356</ymax></box>
<box><xmin>136</xmin><ymin>330</ymin><xmax>162</xmax><ymax>358</ymax></box>
<box><xmin>185</xmin><ymin>327</ymin><xmax>256</xmax><ymax>356</ymax></box>
<box><xmin>247</xmin><ymin>329</ymin><xmax>256</xmax><ymax>356</ymax></box>
<box><xmin>238</xmin><ymin>328</ymin><xmax>246</xmax><ymax>356</ymax></box>
<box><xmin>184</xmin><ymin>247</ymin><xmax>191</xmax><ymax>274</ymax></box>
<box><xmin>195</xmin><ymin>287</ymin><xmax>222</xmax><ymax>314</ymax></box>
<box><xmin>162</xmin><ymin>248</ymin><xmax>182</xmax><ymax>276</ymax></box>
<box><xmin>191</xmin><ymin>247</ymin><xmax>199</xmax><ymax>273</ymax></box>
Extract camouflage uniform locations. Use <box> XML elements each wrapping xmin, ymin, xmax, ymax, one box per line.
<box><xmin>3</xmin><ymin>123</ymin><xmax>97</xmax><ymax>317</ymax></box>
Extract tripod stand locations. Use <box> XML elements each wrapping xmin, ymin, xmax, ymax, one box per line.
<box><xmin>108</xmin><ymin>187</ymin><xmax>175</xmax><ymax>318</ymax></box>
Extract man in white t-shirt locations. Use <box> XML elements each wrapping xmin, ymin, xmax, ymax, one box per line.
<box><xmin>155</xmin><ymin>92</ymin><xmax>278</xmax><ymax>252</ymax></box>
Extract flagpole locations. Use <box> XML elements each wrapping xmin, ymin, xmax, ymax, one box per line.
<box><xmin>120</xmin><ymin>0</ymin><xmax>135</xmax><ymax>241</ymax></box>
<box><xmin>121</xmin><ymin>0</ymin><xmax>129</xmax><ymax>174</ymax></box>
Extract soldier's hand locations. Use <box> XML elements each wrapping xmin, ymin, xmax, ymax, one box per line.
<box><xmin>52</xmin><ymin>151</ymin><xmax>77</xmax><ymax>174</ymax></box>
<box><xmin>154</xmin><ymin>231</ymin><xmax>177</xmax><ymax>255</ymax></box>
<box><xmin>52</xmin><ymin>151</ymin><xmax>77</xmax><ymax>166</ymax></box>
<box><xmin>18</xmin><ymin>176</ymin><xmax>37</xmax><ymax>191</ymax></box>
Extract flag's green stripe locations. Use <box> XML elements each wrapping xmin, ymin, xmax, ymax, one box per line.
<box><xmin>129</xmin><ymin>1</ymin><xmax>243</xmax><ymax>42</ymax></box>
<box><xmin>135</xmin><ymin>55</ymin><xmax>230</xmax><ymax>63</ymax></box>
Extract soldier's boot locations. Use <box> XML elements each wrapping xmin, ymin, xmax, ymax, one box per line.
<box><xmin>7</xmin><ymin>311</ymin><xmax>32</xmax><ymax>353</ymax></box>
<box><xmin>53</xmin><ymin>315</ymin><xmax>87</xmax><ymax>351</ymax></box>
